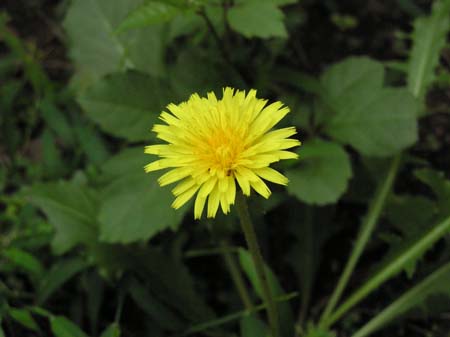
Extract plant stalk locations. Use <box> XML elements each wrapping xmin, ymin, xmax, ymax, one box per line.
<box><xmin>235</xmin><ymin>192</ymin><xmax>280</xmax><ymax>337</ymax></box>
<box><xmin>328</xmin><ymin>213</ymin><xmax>450</xmax><ymax>327</ymax></box>
<box><xmin>219</xmin><ymin>240</ymin><xmax>254</xmax><ymax>310</ymax></box>
<box><xmin>319</xmin><ymin>154</ymin><xmax>402</xmax><ymax>327</ymax></box>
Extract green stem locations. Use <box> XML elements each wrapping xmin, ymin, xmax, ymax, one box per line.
<box><xmin>219</xmin><ymin>240</ymin><xmax>254</xmax><ymax>310</ymax></box>
<box><xmin>180</xmin><ymin>292</ymin><xmax>298</xmax><ymax>337</ymax></box>
<box><xmin>327</xmin><ymin>214</ymin><xmax>450</xmax><ymax>327</ymax></box>
<box><xmin>351</xmin><ymin>261</ymin><xmax>450</xmax><ymax>337</ymax></box>
<box><xmin>319</xmin><ymin>154</ymin><xmax>402</xmax><ymax>326</ymax></box>
<box><xmin>235</xmin><ymin>193</ymin><xmax>280</xmax><ymax>337</ymax></box>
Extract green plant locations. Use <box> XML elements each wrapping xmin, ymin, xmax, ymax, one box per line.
<box><xmin>1</xmin><ymin>0</ymin><xmax>450</xmax><ymax>336</ymax></box>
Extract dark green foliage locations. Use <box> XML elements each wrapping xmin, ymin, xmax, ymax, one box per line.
<box><xmin>1</xmin><ymin>1</ymin><xmax>450</xmax><ymax>337</ymax></box>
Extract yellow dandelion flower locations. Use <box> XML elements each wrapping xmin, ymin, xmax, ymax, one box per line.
<box><xmin>144</xmin><ymin>87</ymin><xmax>301</xmax><ymax>219</ymax></box>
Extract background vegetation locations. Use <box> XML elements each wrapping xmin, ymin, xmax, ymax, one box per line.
<box><xmin>1</xmin><ymin>0</ymin><xmax>450</xmax><ymax>336</ymax></box>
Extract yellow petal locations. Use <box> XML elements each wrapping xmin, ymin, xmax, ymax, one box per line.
<box><xmin>207</xmin><ymin>186</ymin><xmax>221</xmax><ymax>218</ymax></box>
<box><xmin>172</xmin><ymin>178</ymin><xmax>196</xmax><ymax>196</ymax></box>
<box><xmin>171</xmin><ymin>184</ymin><xmax>199</xmax><ymax>209</ymax></box>
<box><xmin>235</xmin><ymin>170</ymin><xmax>251</xmax><ymax>196</ymax></box>
<box><xmin>250</xmin><ymin>176</ymin><xmax>271</xmax><ymax>199</ymax></box>
<box><xmin>158</xmin><ymin>167</ymin><xmax>192</xmax><ymax>186</ymax></box>
<box><xmin>254</xmin><ymin>167</ymin><xmax>288</xmax><ymax>185</ymax></box>
<box><xmin>198</xmin><ymin>177</ymin><xmax>217</xmax><ymax>198</ymax></box>
<box><xmin>194</xmin><ymin>195</ymin><xmax>207</xmax><ymax>219</ymax></box>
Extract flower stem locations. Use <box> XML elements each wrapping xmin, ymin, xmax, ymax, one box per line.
<box><xmin>235</xmin><ymin>193</ymin><xmax>280</xmax><ymax>337</ymax></box>
<box><xmin>319</xmin><ymin>154</ymin><xmax>402</xmax><ymax>327</ymax></box>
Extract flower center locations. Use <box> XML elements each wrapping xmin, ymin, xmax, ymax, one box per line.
<box><xmin>202</xmin><ymin>127</ymin><xmax>244</xmax><ymax>177</ymax></box>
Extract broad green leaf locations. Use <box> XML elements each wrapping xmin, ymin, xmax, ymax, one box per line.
<box><xmin>325</xmin><ymin>88</ymin><xmax>418</xmax><ymax>156</ymax></box>
<box><xmin>386</xmin><ymin>195</ymin><xmax>437</xmax><ymax>233</ymax></box>
<box><xmin>38</xmin><ymin>258</ymin><xmax>90</xmax><ymax>304</ymax></box>
<box><xmin>240</xmin><ymin>313</ymin><xmax>269</xmax><ymax>337</ymax></box>
<box><xmin>72</xmin><ymin>117</ymin><xmax>110</xmax><ymax>166</ymax></box>
<box><xmin>287</xmin><ymin>205</ymin><xmax>336</xmax><ymax>321</ymax></box>
<box><xmin>93</xmin><ymin>245</ymin><xmax>214</xmax><ymax>323</ymax></box>
<box><xmin>352</xmin><ymin>262</ymin><xmax>450</xmax><ymax>337</ymax></box>
<box><xmin>28</xmin><ymin>181</ymin><xmax>98</xmax><ymax>254</ymax></box>
<box><xmin>169</xmin><ymin>47</ymin><xmax>223</xmax><ymax>99</ymax></box>
<box><xmin>179</xmin><ymin>292</ymin><xmax>298</xmax><ymax>336</ymax></box>
<box><xmin>50</xmin><ymin>316</ymin><xmax>90</xmax><ymax>337</ymax></box>
<box><xmin>98</xmin><ymin>147</ymin><xmax>187</xmax><ymax>243</ymax></box>
<box><xmin>286</xmin><ymin>139</ymin><xmax>352</xmax><ymax>205</ymax></box>
<box><xmin>239</xmin><ymin>249</ymin><xmax>295</xmax><ymax>337</ymax></box>
<box><xmin>415</xmin><ymin>168</ymin><xmax>450</xmax><ymax>216</ymax></box>
<box><xmin>274</xmin><ymin>66</ymin><xmax>323</xmax><ymax>94</ymax></box>
<box><xmin>63</xmin><ymin>0</ymin><xmax>167</xmax><ymax>89</ymax></box>
<box><xmin>2</xmin><ymin>247</ymin><xmax>44</xmax><ymax>276</ymax></box>
<box><xmin>100</xmin><ymin>323</ymin><xmax>120</xmax><ymax>337</ymax></box>
<box><xmin>228</xmin><ymin>2</ymin><xmax>287</xmax><ymax>38</ymax></box>
<box><xmin>78</xmin><ymin>71</ymin><xmax>170</xmax><ymax>141</ymax></box>
<box><xmin>39</xmin><ymin>100</ymin><xmax>74</xmax><ymax>146</ymax></box>
<box><xmin>327</xmin><ymin>214</ymin><xmax>450</xmax><ymax>326</ymax></box>
<box><xmin>321</xmin><ymin>57</ymin><xmax>418</xmax><ymax>156</ymax></box>
<box><xmin>303</xmin><ymin>323</ymin><xmax>336</xmax><ymax>337</ymax></box>
<box><xmin>384</xmin><ymin>195</ymin><xmax>437</xmax><ymax>277</ymax></box>
<box><xmin>167</xmin><ymin>10</ymin><xmax>204</xmax><ymax>41</ymax></box>
<box><xmin>128</xmin><ymin>277</ymin><xmax>184</xmax><ymax>331</ymax></box>
<box><xmin>407</xmin><ymin>0</ymin><xmax>450</xmax><ymax>101</ymax></box>
<box><xmin>116</xmin><ymin>2</ymin><xmax>181</xmax><ymax>33</ymax></box>
<box><xmin>321</xmin><ymin>57</ymin><xmax>384</xmax><ymax>104</ymax></box>
<box><xmin>29</xmin><ymin>306</ymin><xmax>52</xmax><ymax>318</ymax></box>
<box><xmin>8</xmin><ymin>308</ymin><xmax>40</xmax><ymax>332</ymax></box>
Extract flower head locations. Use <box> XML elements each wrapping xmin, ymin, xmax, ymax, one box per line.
<box><xmin>145</xmin><ymin>88</ymin><xmax>300</xmax><ymax>219</ymax></box>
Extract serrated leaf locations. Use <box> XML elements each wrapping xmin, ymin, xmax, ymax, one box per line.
<box><xmin>415</xmin><ymin>168</ymin><xmax>450</xmax><ymax>217</ymax></box>
<box><xmin>286</xmin><ymin>139</ymin><xmax>352</xmax><ymax>205</ymax></box>
<box><xmin>78</xmin><ymin>71</ymin><xmax>170</xmax><ymax>141</ymax></box>
<box><xmin>128</xmin><ymin>277</ymin><xmax>184</xmax><ymax>331</ymax></box>
<box><xmin>50</xmin><ymin>316</ymin><xmax>90</xmax><ymax>337</ymax></box>
<box><xmin>72</xmin><ymin>117</ymin><xmax>110</xmax><ymax>166</ymax></box>
<box><xmin>386</xmin><ymin>195</ymin><xmax>437</xmax><ymax>234</ymax></box>
<box><xmin>321</xmin><ymin>57</ymin><xmax>384</xmax><ymax>104</ymax></box>
<box><xmin>39</xmin><ymin>100</ymin><xmax>75</xmax><ymax>146</ymax></box>
<box><xmin>321</xmin><ymin>57</ymin><xmax>418</xmax><ymax>156</ymax></box>
<box><xmin>407</xmin><ymin>0</ymin><xmax>450</xmax><ymax>101</ymax></box>
<box><xmin>98</xmin><ymin>148</ymin><xmax>187</xmax><ymax>243</ymax></box>
<box><xmin>287</xmin><ymin>205</ymin><xmax>337</xmax><ymax>321</ymax></box>
<box><xmin>329</xmin><ymin>214</ymin><xmax>450</xmax><ymax>325</ymax></box>
<box><xmin>63</xmin><ymin>0</ymin><xmax>167</xmax><ymax>89</ymax></box>
<box><xmin>179</xmin><ymin>293</ymin><xmax>298</xmax><ymax>336</ymax></box>
<box><xmin>169</xmin><ymin>47</ymin><xmax>223</xmax><ymax>99</ymax></box>
<box><xmin>240</xmin><ymin>313</ymin><xmax>269</xmax><ymax>337</ymax></box>
<box><xmin>228</xmin><ymin>2</ymin><xmax>287</xmax><ymax>38</ymax></box>
<box><xmin>100</xmin><ymin>323</ymin><xmax>120</xmax><ymax>337</ymax></box>
<box><xmin>27</xmin><ymin>181</ymin><xmax>98</xmax><ymax>254</ymax></box>
<box><xmin>38</xmin><ymin>258</ymin><xmax>90</xmax><ymax>304</ymax></box>
<box><xmin>8</xmin><ymin>308</ymin><xmax>40</xmax><ymax>332</ymax></box>
<box><xmin>352</xmin><ymin>262</ymin><xmax>450</xmax><ymax>337</ymax></box>
<box><xmin>3</xmin><ymin>247</ymin><xmax>44</xmax><ymax>277</ymax></box>
<box><xmin>384</xmin><ymin>194</ymin><xmax>437</xmax><ymax>277</ymax></box>
<box><xmin>127</xmin><ymin>246</ymin><xmax>215</xmax><ymax>323</ymax></box>
<box><xmin>116</xmin><ymin>2</ymin><xmax>181</xmax><ymax>33</ymax></box>
<box><xmin>238</xmin><ymin>248</ymin><xmax>295</xmax><ymax>337</ymax></box>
